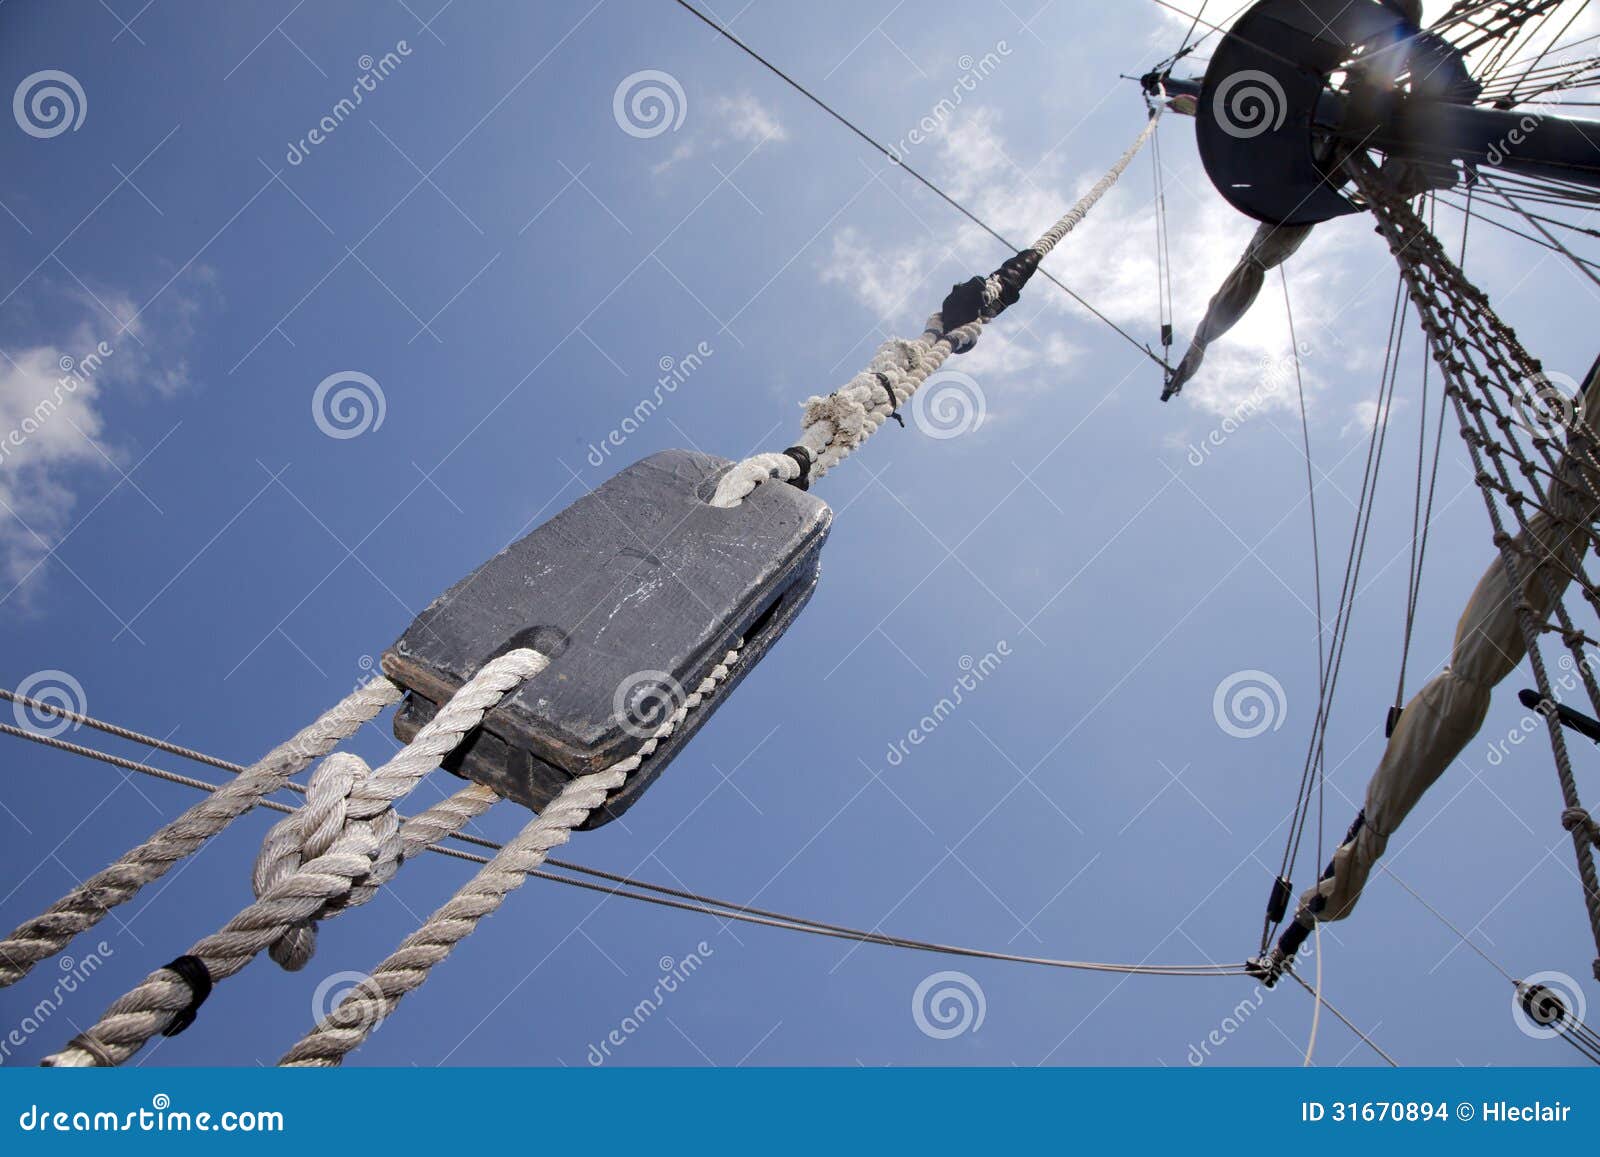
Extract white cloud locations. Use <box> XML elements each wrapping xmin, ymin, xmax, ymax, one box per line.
<box><xmin>816</xmin><ymin>103</ymin><xmax>1368</xmax><ymax>428</ymax></box>
<box><xmin>652</xmin><ymin>92</ymin><xmax>787</xmax><ymax>174</ymax></box>
<box><xmin>0</xmin><ymin>278</ymin><xmax>212</xmax><ymax>592</ymax></box>
<box><xmin>714</xmin><ymin>93</ymin><xmax>788</xmax><ymax>144</ymax></box>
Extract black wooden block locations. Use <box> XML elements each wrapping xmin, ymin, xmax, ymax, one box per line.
<box><xmin>383</xmin><ymin>449</ymin><xmax>831</xmax><ymax>827</ymax></box>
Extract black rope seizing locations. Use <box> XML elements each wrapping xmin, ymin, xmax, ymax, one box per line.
<box><xmin>159</xmin><ymin>954</ymin><xmax>214</xmax><ymax>1037</ymax></box>
<box><xmin>781</xmin><ymin>445</ymin><xmax>814</xmax><ymax>491</ymax></box>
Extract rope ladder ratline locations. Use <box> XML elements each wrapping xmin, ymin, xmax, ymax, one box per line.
<box><xmin>1348</xmin><ymin>151</ymin><xmax>1600</xmax><ymax>980</ymax></box>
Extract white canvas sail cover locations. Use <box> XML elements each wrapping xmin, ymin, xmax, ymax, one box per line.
<box><xmin>1304</xmin><ymin>363</ymin><xmax>1600</xmax><ymax>923</ymax></box>
<box><xmin>1163</xmin><ymin>221</ymin><xmax>1314</xmax><ymax>398</ymax></box>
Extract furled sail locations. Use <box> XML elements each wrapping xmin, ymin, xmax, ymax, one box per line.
<box><xmin>1162</xmin><ymin>221</ymin><xmax>1313</xmax><ymax>400</ymax></box>
<box><xmin>1287</xmin><ymin>357</ymin><xmax>1600</xmax><ymax>938</ymax></box>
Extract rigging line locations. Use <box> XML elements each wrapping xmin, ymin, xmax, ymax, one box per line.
<box><xmin>669</xmin><ymin>0</ymin><xmax>1169</xmax><ymax>369</ymax></box>
<box><xmin>1280</xmin><ymin>266</ymin><xmax>1326</xmax><ymax>855</ymax></box>
<box><xmin>1466</xmin><ymin>189</ymin><xmax>1600</xmax><ymax>235</ymax></box>
<box><xmin>0</xmin><ymin>686</ymin><xmax>253</xmax><ymax>777</ymax></box>
<box><xmin>1301</xmin><ymin>278</ymin><xmax>1406</xmax><ymax>823</ymax></box>
<box><xmin>1480</xmin><ymin>172</ymin><xmax>1600</xmax><ymax>292</ymax></box>
<box><xmin>1485</xmin><ymin>169</ymin><xmax>1600</xmax><ymax>205</ymax></box>
<box><xmin>1396</xmin><ymin>196</ymin><xmax>1451</xmax><ymax>711</ymax></box>
<box><xmin>1303</xmin><ymin>923</ymin><xmax>1322</xmax><ymax>1066</ymax></box>
<box><xmin>1285</xmin><ymin>969</ymin><xmax>1400</xmax><ymax>1066</ymax></box>
<box><xmin>1433</xmin><ymin>192</ymin><xmax>1600</xmax><ymax>274</ymax></box>
<box><xmin>1276</xmin><ymin>275</ymin><xmax>1408</xmax><ymax>941</ymax></box>
<box><xmin>1380</xmin><ymin>864</ymin><xmax>1514</xmax><ymax>982</ymax></box>
<box><xmin>1487</xmin><ymin>0</ymin><xmax>1587</xmax><ymax>98</ymax></box>
<box><xmin>1147</xmin><ymin>0</ymin><xmax>1346</xmax><ymax>79</ymax></box>
<box><xmin>0</xmin><ymin>715</ymin><xmax>1249</xmax><ymax>979</ymax></box>
<box><xmin>1152</xmin><ymin>119</ymin><xmax>1175</xmax><ymax>358</ymax></box>
<box><xmin>1473</xmin><ymin>1</ymin><xmax>1567</xmax><ymax>82</ymax></box>
<box><xmin>1175</xmin><ymin>0</ymin><xmax>1209</xmax><ymax>58</ymax></box>
<box><xmin>1479</xmin><ymin>52</ymin><xmax>1600</xmax><ymax>96</ymax></box>
<box><xmin>1380</xmin><ymin>864</ymin><xmax>1600</xmax><ymax>1067</ymax></box>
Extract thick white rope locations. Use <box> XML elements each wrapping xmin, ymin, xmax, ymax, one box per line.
<box><xmin>42</xmin><ymin>650</ymin><xmax>547</xmax><ymax>1067</ymax></box>
<box><xmin>277</xmin><ymin>643</ymin><xmax>745</xmax><ymax>1066</ymax></box>
<box><xmin>709</xmin><ymin>114</ymin><xmax>1159</xmax><ymax>509</ymax></box>
<box><xmin>0</xmin><ymin>677</ymin><xmax>401</xmax><ymax>989</ymax></box>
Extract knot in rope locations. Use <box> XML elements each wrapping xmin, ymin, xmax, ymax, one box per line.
<box><xmin>1562</xmin><ymin>806</ymin><xmax>1600</xmax><ymax>848</ymax></box>
<box><xmin>253</xmin><ymin>751</ymin><xmax>403</xmax><ymax>970</ymax></box>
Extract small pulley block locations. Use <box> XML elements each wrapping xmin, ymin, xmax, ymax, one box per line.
<box><xmin>383</xmin><ymin>449</ymin><xmax>831</xmax><ymax>829</ymax></box>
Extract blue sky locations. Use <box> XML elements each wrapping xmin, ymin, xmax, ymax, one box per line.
<box><xmin>2</xmin><ymin>0</ymin><xmax>1599</xmax><ymax>1068</ymax></box>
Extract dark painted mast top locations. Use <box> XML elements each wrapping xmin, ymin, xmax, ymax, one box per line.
<box><xmin>1164</xmin><ymin>0</ymin><xmax>1600</xmax><ymax>226</ymax></box>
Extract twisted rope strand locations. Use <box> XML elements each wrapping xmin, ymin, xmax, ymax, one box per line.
<box><xmin>42</xmin><ymin>649</ymin><xmax>547</xmax><ymax>1067</ymax></box>
<box><xmin>0</xmin><ymin>678</ymin><xmax>401</xmax><ymax>989</ymax></box>
<box><xmin>277</xmin><ymin>644</ymin><xmax>743</xmax><ymax>1066</ymax></box>
<box><xmin>709</xmin><ymin>115</ymin><xmax>1159</xmax><ymax>508</ymax></box>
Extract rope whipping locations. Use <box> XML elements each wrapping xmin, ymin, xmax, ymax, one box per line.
<box><xmin>710</xmin><ymin>114</ymin><xmax>1162</xmax><ymax>508</ymax></box>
